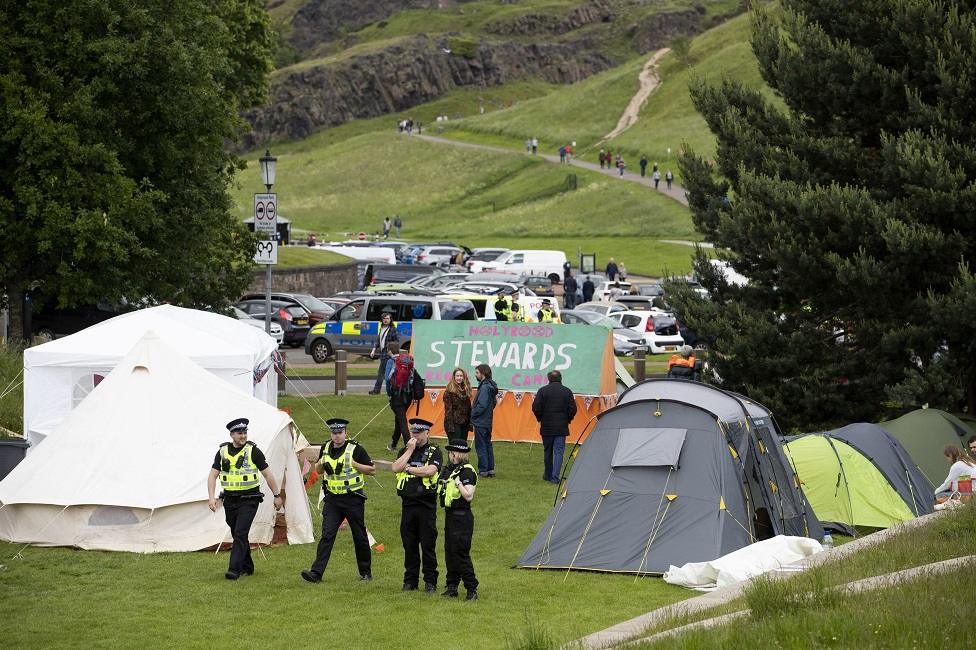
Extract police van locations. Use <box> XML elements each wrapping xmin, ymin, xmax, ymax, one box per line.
<box><xmin>304</xmin><ymin>296</ymin><xmax>477</xmax><ymax>363</ymax></box>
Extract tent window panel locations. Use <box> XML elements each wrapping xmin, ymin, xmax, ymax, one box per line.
<box><xmin>611</xmin><ymin>428</ymin><xmax>687</xmax><ymax>468</ymax></box>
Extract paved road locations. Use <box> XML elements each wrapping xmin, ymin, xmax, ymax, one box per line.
<box><xmin>415</xmin><ymin>134</ymin><xmax>689</xmax><ymax>206</ymax></box>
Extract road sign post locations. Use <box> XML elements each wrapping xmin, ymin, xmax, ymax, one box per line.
<box><xmin>254</xmin><ymin>192</ymin><xmax>278</xmax><ymax>335</ymax></box>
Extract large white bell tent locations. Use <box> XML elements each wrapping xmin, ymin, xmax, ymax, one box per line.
<box><xmin>23</xmin><ymin>305</ymin><xmax>280</xmax><ymax>448</ymax></box>
<box><xmin>0</xmin><ymin>332</ymin><xmax>313</xmax><ymax>552</ymax></box>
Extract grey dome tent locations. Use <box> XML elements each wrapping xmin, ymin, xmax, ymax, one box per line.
<box><xmin>783</xmin><ymin>423</ymin><xmax>934</xmax><ymax>536</ymax></box>
<box><xmin>517</xmin><ymin>379</ymin><xmax>822</xmax><ymax>576</ymax></box>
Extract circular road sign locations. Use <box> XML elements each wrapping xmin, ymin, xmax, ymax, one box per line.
<box><xmin>358</xmin><ymin>231</ymin><xmax>367</xmax><ymax>240</ymax></box>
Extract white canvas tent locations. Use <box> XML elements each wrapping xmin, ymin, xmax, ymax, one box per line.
<box><xmin>23</xmin><ymin>305</ymin><xmax>280</xmax><ymax>448</ymax></box>
<box><xmin>0</xmin><ymin>332</ymin><xmax>313</xmax><ymax>552</ymax></box>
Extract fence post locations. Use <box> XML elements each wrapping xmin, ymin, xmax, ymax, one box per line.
<box><xmin>277</xmin><ymin>351</ymin><xmax>287</xmax><ymax>394</ymax></box>
<box><xmin>634</xmin><ymin>346</ymin><xmax>646</xmax><ymax>382</ymax></box>
<box><xmin>335</xmin><ymin>350</ymin><xmax>347</xmax><ymax>396</ymax></box>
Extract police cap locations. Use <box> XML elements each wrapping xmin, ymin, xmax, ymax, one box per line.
<box><xmin>226</xmin><ymin>418</ymin><xmax>249</xmax><ymax>433</ymax></box>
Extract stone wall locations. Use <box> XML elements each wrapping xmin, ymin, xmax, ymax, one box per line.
<box><xmin>249</xmin><ymin>262</ymin><xmax>358</xmax><ymax>297</ymax></box>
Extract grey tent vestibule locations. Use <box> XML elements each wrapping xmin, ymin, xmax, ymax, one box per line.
<box><xmin>517</xmin><ymin>379</ymin><xmax>822</xmax><ymax>576</ymax></box>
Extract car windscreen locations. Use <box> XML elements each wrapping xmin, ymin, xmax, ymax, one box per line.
<box><xmin>439</xmin><ymin>301</ymin><xmax>477</xmax><ymax>320</ymax></box>
<box><xmin>292</xmin><ymin>294</ymin><xmax>332</xmax><ymax>312</ymax></box>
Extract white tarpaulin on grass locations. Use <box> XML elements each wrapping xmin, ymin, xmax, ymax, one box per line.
<box><xmin>0</xmin><ymin>332</ymin><xmax>313</xmax><ymax>552</ymax></box>
<box><xmin>663</xmin><ymin>535</ymin><xmax>823</xmax><ymax>591</ymax></box>
<box><xmin>22</xmin><ymin>305</ymin><xmax>279</xmax><ymax>448</ymax></box>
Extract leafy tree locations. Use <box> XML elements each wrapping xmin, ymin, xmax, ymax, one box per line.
<box><xmin>0</xmin><ymin>0</ymin><xmax>274</xmax><ymax>340</ymax></box>
<box><xmin>676</xmin><ymin>1</ymin><xmax>976</xmax><ymax>428</ymax></box>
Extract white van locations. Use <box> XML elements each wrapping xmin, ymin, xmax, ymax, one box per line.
<box><xmin>478</xmin><ymin>249</ymin><xmax>567</xmax><ymax>283</ymax></box>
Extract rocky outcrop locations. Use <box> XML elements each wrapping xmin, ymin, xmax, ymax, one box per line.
<box><xmin>484</xmin><ymin>1</ymin><xmax>613</xmax><ymax>36</ymax></box>
<box><xmin>241</xmin><ymin>36</ymin><xmax>612</xmax><ymax>149</ymax></box>
<box><xmin>630</xmin><ymin>9</ymin><xmax>702</xmax><ymax>54</ymax></box>
<box><xmin>289</xmin><ymin>0</ymin><xmax>479</xmax><ymax>53</ymax></box>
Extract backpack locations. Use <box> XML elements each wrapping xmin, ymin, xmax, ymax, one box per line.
<box><xmin>410</xmin><ymin>369</ymin><xmax>426</xmax><ymax>400</ymax></box>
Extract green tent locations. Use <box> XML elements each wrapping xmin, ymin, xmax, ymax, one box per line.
<box><xmin>878</xmin><ymin>409</ymin><xmax>976</xmax><ymax>486</ymax></box>
<box><xmin>784</xmin><ymin>435</ymin><xmax>915</xmax><ymax>531</ymax></box>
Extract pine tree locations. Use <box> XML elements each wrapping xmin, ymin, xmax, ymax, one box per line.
<box><xmin>676</xmin><ymin>1</ymin><xmax>976</xmax><ymax>429</ymax></box>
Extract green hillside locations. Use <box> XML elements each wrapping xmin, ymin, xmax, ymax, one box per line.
<box><xmin>234</xmin><ymin>4</ymin><xmax>770</xmax><ymax>277</ymax></box>
<box><xmin>440</xmin><ymin>11</ymin><xmax>763</xmax><ymax>170</ymax></box>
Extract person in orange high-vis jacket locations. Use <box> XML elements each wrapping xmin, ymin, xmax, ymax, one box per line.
<box><xmin>667</xmin><ymin>345</ymin><xmax>696</xmax><ymax>379</ymax></box>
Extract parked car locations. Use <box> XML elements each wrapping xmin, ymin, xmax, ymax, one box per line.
<box><xmin>608</xmin><ymin>310</ymin><xmax>685</xmax><ymax>354</ymax></box>
<box><xmin>29</xmin><ymin>300</ymin><xmax>125</xmax><ymax>341</ymax></box>
<box><xmin>477</xmin><ymin>249</ymin><xmax>568</xmax><ymax>283</ymax></box>
<box><xmin>560</xmin><ymin>309</ymin><xmax>646</xmax><ymax>357</ymax></box>
<box><xmin>593</xmin><ymin>281</ymin><xmax>633</xmax><ymax>302</ymax></box>
<box><xmin>465</xmin><ymin>248</ymin><xmax>509</xmax><ymax>270</ymax></box>
<box><xmin>448</xmin><ymin>281</ymin><xmax>535</xmax><ymax>297</ymax></box>
<box><xmin>614</xmin><ymin>295</ymin><xmax>660</xmax><ymax>311</ymax></box>
<box><xmin>230</xmin><ymin>306</ymin><xmax>284</xmax><ymax>345</ymax></box>
<box><xmin>362</xmin><ymin>263</ymin><xmax>443</xmax><ymax>288</ymax></box>
<box><xmin>523</xmin><ymin>275</ymin><xmax>555</xmax><ymax>297</ymax></box>
<box><xmin>410</xmin><ymin>272</ymin><xmax>472</xmax><ymax>289</ymax></box>
<box><xmin>317</xmin><ymin>297</ymin><xmax>351</xmax><ymax>313</ymax></box>
<box><xmin>413</xmin><ymin>245</ymin><xmax>464</xmax><ymax>267</ymax></box>
<box><xmin>439</xmin><ymin>293</ymin><xmax>559</xmax><ymax>323</ymax></box>
<box><xmin>303</xmin><ymin>295</ymin><xmax>476</xmax><ymax>363</ymax></box>
<box><xmin>240</xmin><ymin>292</ymin><xmax>333</xmax><ymax>324</ymax></box>
<box><xmin>575</xmin><ymin>301</ymin><xmax>629</xmax><ymax>317</ymax></box>
<box><xmin>235</xmin><ymin>299</ymin><xmax>311</xmax><ymax>348</ymax></box>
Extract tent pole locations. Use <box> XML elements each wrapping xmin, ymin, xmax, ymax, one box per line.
<box><xmin>563</xmin><ymin>470</ymin><xmax>614</xmax><ymax>580</ymax></box>
<box><xmin>634</xmin><ymin>467</ymin><xmax>674</xmax><ymax>580</ymax></box>
<box><xmin>824</xmin><ymin>435</ymin><xmax>857</xmax><ymax>537</ymax></box>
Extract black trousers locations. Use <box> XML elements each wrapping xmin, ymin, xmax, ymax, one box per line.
<box><xmin>401</xmin><ymin>503</ymin><xmax>438</xmax><ymax>586</ymax></box>
<box><xmin>223</xmin><ymin>497</ymin><xmax>260</xmax><ymax>574</ymax></box>
<box><xmin>444</xmin><ymin>508</ymin><xmax>478</xmax><ymax>591</ymax></box>
<box><xmin>390</xmin><ymin>401</ymin><xmax>410</xmax><ymax>448</ymax></box>
<box><xmin>310</xmin><ymin>493</ymin><xmax>371</xmax><ymax>577</ymax></box>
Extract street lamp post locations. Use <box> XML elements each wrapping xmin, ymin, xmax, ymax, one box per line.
<box><xmin>259</xmin><ymin>150</ymin><xmax>277</xmax><ymax>335</ymax></box>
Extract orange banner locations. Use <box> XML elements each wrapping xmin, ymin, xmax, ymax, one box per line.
<box><xmin>414</xmin><ymin>389</ymin><xmax>614</xmax><ymax>444</ymax></box>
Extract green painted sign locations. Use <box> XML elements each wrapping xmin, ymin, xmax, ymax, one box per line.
<box><xmin>411</xmin><ymin>320</ymin><xmax>610</xmax><ymax>394</ymax></box>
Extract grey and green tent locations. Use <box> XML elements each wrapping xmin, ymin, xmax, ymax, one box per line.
<box><xmin>878</xmin><ymin>409</ymin><xmax>976</xmax><ymax>486</ymax></box>
<box><xmin>517</xmin><ymin>379</ymin><xmax>822</xmax><ymax>575</ymax></box>
<box><xmin>783</xmin><ymin>423</ymin><xmax>933</xmax><ymax>535</ymax></box>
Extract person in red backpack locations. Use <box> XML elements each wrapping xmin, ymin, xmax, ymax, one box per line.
<box><xmin>386</xmin><ymin>342</ymin><xmax>414</xmax><ymax>451</ymax></box>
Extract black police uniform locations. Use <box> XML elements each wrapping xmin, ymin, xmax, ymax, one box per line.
<box><xmin>211</xmin><ymin>442</ymin><xmax>268</xmax><ymax>576</ymax></box>
<box><xmin>440</xmin><ymin>460</ymin><xmax>479</xmax><ymax>596</ymax></box>
<box><xmin>305</xmin><ymin>437</ymin><xmax>374</xmax><ymax>581</ymax></box>
<box><xmin>398</xmin><ymin>441</ymin><xmax>442</xmax><ymax>589</ymax></box>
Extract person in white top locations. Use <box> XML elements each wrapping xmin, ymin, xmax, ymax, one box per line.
<box><xmin>934</xmin><ymin>444</ymin><xmax>976</xmax><ymax>498</ymax></box>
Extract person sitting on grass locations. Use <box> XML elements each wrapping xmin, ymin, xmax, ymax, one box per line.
<box><xmin>934</xmin><ymin>444</ymin><xmax>976</xmax><ymax>500</ymax></box>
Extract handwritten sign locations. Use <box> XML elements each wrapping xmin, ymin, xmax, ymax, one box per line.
<box><xmin>411</xmin><ymin>320</ymin><xmax>611</xmax><ymax>394</ymax></box>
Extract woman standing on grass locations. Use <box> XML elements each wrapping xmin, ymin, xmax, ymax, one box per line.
<box><xmin>935</xmin><ymin>445</ymin><xmax>976</xmax><ymax>498</ymax></box>
<box><xmin>443</xmin><ymin>367</ymin><xmax>472</xmax><ymax>440</ymax></box>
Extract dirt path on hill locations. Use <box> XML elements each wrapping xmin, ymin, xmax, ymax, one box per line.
<box><xmin>598</xmin><ymin>47</ymin><xmax>670</xmax><ymax>144</ymax></box>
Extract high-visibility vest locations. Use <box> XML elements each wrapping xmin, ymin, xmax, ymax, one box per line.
<box><xmin>438</xmin><ymin>463</ymin><xmax>475</xmax><ymax>508</ymax></box>
<box><xmin>396</xmin><ymin>445</ymin><xmax>439</xmax><ymax>495</ymax></box>
<box><xmin>321</xmin><ymin>441</ymin><xmax>364</xmax><ymax>495</ymax></box>
<box><xmin>494</xmin><ymin>298</ymin><xmax>511</xmax><ymax>321</ymax></box>
<box><xmin>509</xmin><ymin>299</ymin><xmax>522</xmax><ymax>321</ymax></box>
<box><xmin>219</xmin><ymin>443</ymin><xmax>261</xmax><ymax>491</ymax></box>
<box><xmin>538</xmin><ymin>308</ymin><xmax>555</xmax><ymax>323</ymax></box>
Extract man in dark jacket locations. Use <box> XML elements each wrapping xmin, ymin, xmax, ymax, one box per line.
<box><xmin>582</xmin><ymin>276</ymin><xmax>595</xmax><ymax>303</ymax></box>
<box><xmin>531</xmin><ymin>371</ymin><xmax>577</xmax><ymax>483</ymax></box>
<box><xmin>563</xmin><ymin>272</ymin><xmax>578</xmax><ymax>309</ymax></box>
<box><xmin>470</xmin><ymin>364</ymin><xmax>498</xmax><ymax>478</ymax></box>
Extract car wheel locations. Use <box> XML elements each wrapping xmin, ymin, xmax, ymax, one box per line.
<box><xmin>309</xmin><ymin>339</ymin><xmax>333</xmax><ymax>364</ymax></box>
<box><xmin>548</xmin><ymin>273</ymin><xmax>561</xmax><ymax>284</ymax></box>
<box><xmin>35</xmin><ymin>328</ymin><xmax>55</xmax><ymax>342</ymax></box>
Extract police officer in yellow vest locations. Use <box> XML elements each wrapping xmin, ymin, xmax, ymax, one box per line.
<box><xmin>493</xmin><ymin>288</ymin><xmax>512</xmax><ymax>321</ymax></box>
<box><xmin>438</xmin><ymin>439</ymin><xmax>479</xmax><ymax>600</ymax></box>
<box><xmin>537</xmin><ymin>299</ymin><xmax>556</xmax><ymax>323</ymax></box>
<box><xmin>207</xmin><ymin>417</ymin><xmax>283</xmax><ymax>580</ymax></box>
<box><xmin>301</xmin><ymin>418</ymin><xmax>376</xmax><ymax>583</ymax></box>
<box><xmin>508</xmin><ymin>288</ymin><xmax>523</xmax><ymax>322</ymax></box>
<box><xmin>391</xmin><ymin>418</ymin><xmax>442</xmax><ymax>592</ymax></box>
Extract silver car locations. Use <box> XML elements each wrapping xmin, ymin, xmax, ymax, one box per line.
<box><xmin>231</xmin><ymin>306</ymin><xmax>284</xmax><ymax>345</ymax></box>
<box><xmin>560</xmin><ymin>309</ymin><xmax>646</xmax><ymax>356</ymax></box>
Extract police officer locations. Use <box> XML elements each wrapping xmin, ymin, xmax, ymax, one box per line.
<box><xmin>493</xmin><ymin>288</ymin><xmax>512</xmax><ymax>321</ymax></box>
<box><xmin>438</xmin><ymin>439</ymin><xmax>479</xmax><ymax>600</ymax></box>
<box><xmin>508</xmin><ymin>289</ymin><xmax>523</xmax><ymax>322</ymax></box>
<box><xmin>391</xmin><ymin>418</ymin><xmax>442</xmax><ymax>592</ymax></box>
<box><xmin>537</xmin><ymin>299</ymin><xmax>556</xmax><ymax>323</ymax></box>
<box><xmin>207</xmin><ymin>417</ymin><xmax>283</xmax><ymax>580</ymax></box>
<box><xmin>301</xmin><ymin>418</ymin><xmax>376</xmax><ymax>583</ymax></box>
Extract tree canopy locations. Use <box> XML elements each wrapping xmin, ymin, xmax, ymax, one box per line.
<box><xmin>0</xmin><ymin>0</ymin><xmax>274</xmax><ymax>338</ymax></box>
<box><xmin>677</xmin><ymin>0</ymin><xmax>976</xmax><ymax>429</ymax></box>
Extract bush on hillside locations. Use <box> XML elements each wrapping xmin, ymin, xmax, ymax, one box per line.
<box><xmin>0</xmin><ymin>343</ymin><xmax>24</xmax><ymax>435</ymax></box>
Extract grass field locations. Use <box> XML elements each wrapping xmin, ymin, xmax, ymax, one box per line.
<box><xmin>271</xmin><ymin>246</ymin><xmax>352</xmax><ymax>269</ymax></box>
<box><xmin>0</xmin><ymin>393</ymin><xmax>690</xmax><ymax>649</ymax></box>
<box><xmin>635</xmin><ymin>505</ymin><xmax>976</xmax><ymax>647</ymax></box>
